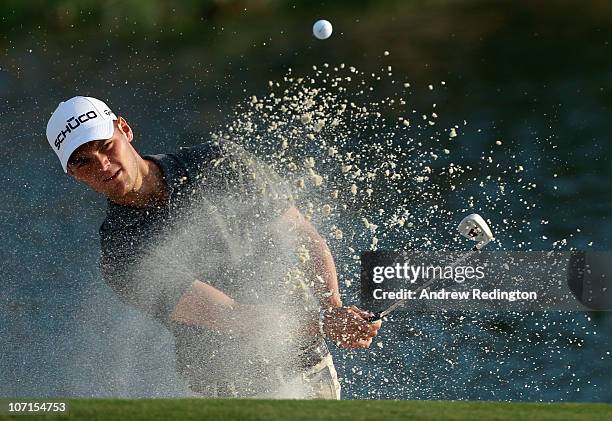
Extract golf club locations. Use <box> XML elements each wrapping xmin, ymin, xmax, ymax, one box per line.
<box><xmin>366</xmin><ymin>213</ymin><xmax>494</xmax><ymax>321</ymax></box>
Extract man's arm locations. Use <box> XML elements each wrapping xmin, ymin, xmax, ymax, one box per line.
<box><xmin>170</xmin><ymin>278</ymin><xmax>381</xmax><ymax>348</ymax></box>
<box><xmin>169</xmin><ymin>205</ymin><xmax>342</xmax><ymax>334</ymax></box>
<box><xmin>169</xmin><ymin>206</ymin><xmax>381</xmax><ymax>348</ymax></box>
<box><xmin>170</xmin><ymin>280</ymin><xmax>298</xmax><ymax>336</ymax></box>
<box><xmin>281</xmin><ymin>206</ymin><xmax>382</xmax><ymax>348</ymax></box>
<box><xmin>281</xmin><ymin>206</ymin><xmax>342</xmax><ymax>308</ymax></box>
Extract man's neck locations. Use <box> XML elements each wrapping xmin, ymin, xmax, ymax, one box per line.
<box><xmin>112</xmin><ymin>159</ymin><xmax>168</xmax><ymax>208</ymax></box>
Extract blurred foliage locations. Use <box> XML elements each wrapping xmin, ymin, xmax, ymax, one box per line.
<box><xmin>7</xmin><ymin>0</ymin><xmax>604</xmax><ymax>42</ymax></box>
<box><xmin>2</xmin><ymin>0</ymin><xmax>612</xmax><ymax>56</ymax></box>
<box><xmin>0</xmin><ymin>0</ymin><xmax>350</xmax><ymax>37</ymax></box>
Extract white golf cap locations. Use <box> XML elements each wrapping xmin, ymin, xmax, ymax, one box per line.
<box><xmin>46</xmin><ymin>96</ymin><xmax>117</xmax><ymax>172</ymax></box>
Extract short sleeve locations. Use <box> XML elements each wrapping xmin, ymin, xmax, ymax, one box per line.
<box><xmin>99</xmin><ymin>223</ymin><xmax>194</xmax><ymax>326</ymax></box>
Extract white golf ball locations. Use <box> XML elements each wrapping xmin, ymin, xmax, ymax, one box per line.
<box><xmin>313</xmin><ymin>19</ymin><xmax>333</xmax><ymax>40</ymax></box>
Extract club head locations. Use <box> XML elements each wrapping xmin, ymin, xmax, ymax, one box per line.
<box><xmin>458</xmin><ymin>213</ymin><xmax>494</xmax><ymax>247</ymax></box>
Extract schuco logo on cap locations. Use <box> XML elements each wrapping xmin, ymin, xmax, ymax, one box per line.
<box><xmin>53</xmin><ymin>109</ymin><xmax>112</xmax><ymax>150</ymax></box>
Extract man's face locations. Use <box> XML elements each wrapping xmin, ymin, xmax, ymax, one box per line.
<box><xmin>67</xmin><ymin>117</ymin><xmax>139</xmax><ymax>200</ymax></box>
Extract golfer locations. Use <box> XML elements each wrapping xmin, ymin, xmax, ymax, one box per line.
<box><xmin>46</xmin><ymin>96</ymin><xmax>381</xmax><ymax>399</ymax></box>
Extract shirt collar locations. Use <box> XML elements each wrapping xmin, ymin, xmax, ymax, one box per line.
<box><xmin>105</xmin><ymin>153</ymin><xmax>184</xmax><ymax>220</ymax></box>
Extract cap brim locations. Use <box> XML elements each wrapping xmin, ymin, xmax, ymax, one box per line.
<box><xmin>60</xmin><ymin>120</ymin><xmax>116</xmax><ymax>173</ymax></box>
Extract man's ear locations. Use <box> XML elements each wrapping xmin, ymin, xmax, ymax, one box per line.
<box><xmin>116</xmin><ymin>116</ymin><xmax>134</xmax><ymax>143</ymax></box>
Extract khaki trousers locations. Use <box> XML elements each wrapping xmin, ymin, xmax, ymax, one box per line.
<box><xmin>190</xmin><ymin>354</ymin><xmax>341</xmax><ymax>400</ymax></box>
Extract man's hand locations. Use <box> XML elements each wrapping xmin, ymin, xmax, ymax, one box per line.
<box><xmin>322</xmin><ymin>305</ymin><xmax>382</xmax><ymax>349</ymax></box>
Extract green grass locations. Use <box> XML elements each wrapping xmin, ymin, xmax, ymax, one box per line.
<box><xmin>1</xmin><ymin>399</ymin><xmax>611</xmax><ymax>421</ymax></box>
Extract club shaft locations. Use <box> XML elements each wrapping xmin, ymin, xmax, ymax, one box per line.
<box><xmin>373</xmin><ymin>245</ymin><xmax>480</xmax><ymax>320</ymax></box>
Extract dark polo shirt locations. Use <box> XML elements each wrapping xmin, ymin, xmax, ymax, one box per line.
<box><xmin>99</xmin><ymin>138</ymin><xmax>323</xmax><ymax>395</ymax></box>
